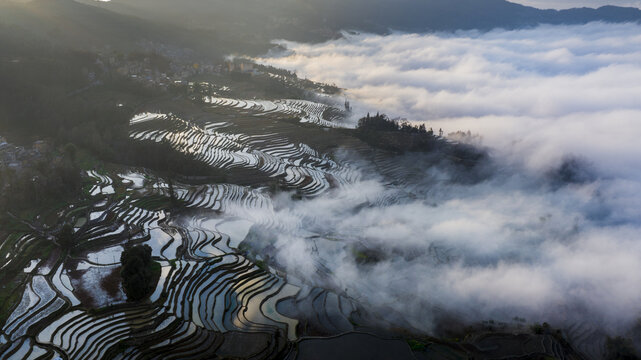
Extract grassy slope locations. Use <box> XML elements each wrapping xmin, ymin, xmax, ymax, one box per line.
<box><xmin>0</xmin><ymin>0</ymin><xmax>247</xmax><ymax>59</ymax></box>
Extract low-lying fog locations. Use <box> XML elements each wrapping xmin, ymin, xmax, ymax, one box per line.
<box><xmin>253</xmin><ymin>22</ymin><xmax>641</xmax><ymax>336</ymax></box>
<box><xmin>509</xmin><ymin>0</ymin><xmax>641</xmax><ymax>9</ymax></box>
<box><xmin>510</xmin><ymin>0</ymin><xmax>641</xmax><ymax>9</ymax></box>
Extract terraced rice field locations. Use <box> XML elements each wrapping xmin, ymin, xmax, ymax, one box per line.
<box><xmin>0</xmin><ymin>163</ymin><xmax>367</xmax><ymax>359</ymax></box>
<box><xmin>0</xmin><ymin>94</ymin><xmax>594</xmax><ymax>359</ymax></box>
<box><xmin>0</xmin><ymin>98</ymin><xmax>490</xmax><ymax>359</ymax></box>
<box><xmin>129</xmin><ymin>112</ymin><xmax>359</xmax><ymax>196</ymax></box>
<box><xmin>204</xmin><ymin>97</ymin><xmax>346</xmax><ymax>128</ymax></box>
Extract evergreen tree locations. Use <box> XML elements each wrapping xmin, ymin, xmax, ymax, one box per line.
<box><xmin>120</xmin><ymin>245</ymin><xmax>157</xmax><ymax>301</ymax></box>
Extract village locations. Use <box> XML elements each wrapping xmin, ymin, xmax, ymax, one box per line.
<box><xmin>0</xmin><ymin>137</ymin><xmax>51</xmax><ymax>173</ymax></box>
<box><xmin>87</xmin><ymin>43</ymin><xmax>340</xmax><ymax>102</ymax></box>
<box><xmin>95</xmin><ymin>46</ymin><xmax>262</xmax><ymax>92</ymax></box>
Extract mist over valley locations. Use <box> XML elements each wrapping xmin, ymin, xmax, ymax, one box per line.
<box><xmin>0</xmin><ymin>1</ymin><xmax>640</xmax><ymax>359</ymax></box>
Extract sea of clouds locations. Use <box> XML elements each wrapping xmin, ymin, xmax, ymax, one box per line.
<box><xmin>509</xmin><ymin>0</ymin><xmax>641</xmax><ymax>9</ymax></box>
<box><xmin>252</xmin><ymin>22</ymin><xmax>641</xmax><ymax>342</ymax></box>
<box><xmin>260</xmin><ymin>22</ymin><xmax>641</xmax><ymax>179</ymax></box>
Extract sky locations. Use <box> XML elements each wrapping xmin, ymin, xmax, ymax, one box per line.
<box><xmin>509</xmin><ymin>0</ymin><xmax>641</xmax><ymax>8</ymax></box>
<box><xmin>255</xmin><ymin>22</ymin><xmax>641</xmax><ymax>339</ymax></box>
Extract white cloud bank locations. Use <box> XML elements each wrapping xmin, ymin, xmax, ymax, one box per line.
<box><xmin>509</xmin><ymin>0</ymin><xmax>641</xmax><ymax>9</ymax></box>
<box><xmin>259</xmin><ymin>23</ymin><xmax>641</xmax><ymax>179</ymax></box>
<box><xmin>255</xmin><ymin>23</ymin><xmax>641</xmax><ymax>343</ymax></box>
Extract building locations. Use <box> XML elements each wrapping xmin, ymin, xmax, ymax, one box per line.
<box><xmin>226</xmin><ymin>59</ymin><xmax>257</xmax><ymax>74</ymax></box>
<box><xmin>344</xmin><ymin>99</ymin><xmax>352</xmax><ymax>112</ymax></box>
<box><xmin>239</xmin><ymin>62</ymin><xmax>254</xmax><ymax>73</ymax></box>
<box><xmin>33</xmin><ymin>140</ymin><xmax>49</xmax><ymax>154</ymax></box>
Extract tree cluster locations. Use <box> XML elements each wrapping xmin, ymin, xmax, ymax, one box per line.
<box><xmin>120</xmin><ymin>245</ymin><xmax>158</xmax><ymax>302</ymax></box>
<box><xmin>57</xmin><ymin>224</ymin><xmax>76</xmax><ymax>251</ymax></box>
<box><xmin>0</xmin><ymin>144</ymin><xmax>81</xmax><ymax>211</ymax></box>
<box><xmin>357</xmin><ymin>113</ymin><xmax>429</xmax><ymax>134</ymax></box>
<box><xmin>0</xmin><ymin>37</ymin><xmax>131</xmax><ymax>158</ymax></box>
<box><xmin>355</xmin><ymin>113</ymin><xmax>441</xmax><ymax>153</ymax></box>
<box><xmin>606</xmin><ymin>336</ymin><xmax>639</xmax><ymax>360</ymax></box>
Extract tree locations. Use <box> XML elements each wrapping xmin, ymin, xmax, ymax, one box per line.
<box><xmin>120</xmin><ymin>245</ymin><xmax>158</xmax><ymax>302</ymax></box>
<box><xmin>606</xmin><ymin>337</ymin><xmax>639</xmax><ymax>360</ymax></box>
<box><xmin>57</xmin><ymin>224</ymin><xmax>75</xmax><ymax>250</ymax></box>
<box><xmin>63</xmin><ymin>143</ymin><xmax>77</xmax><ymax>162</ymax></box>
<box><xmin>167</xmin><ymin>177</ymin><xmax>178</xmax><ymax>206</ymax></box>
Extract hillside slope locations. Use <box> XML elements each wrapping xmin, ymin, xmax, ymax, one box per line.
<box><xmin>78</xmin><ymin>0</ymin><xmax>641</xmax><ymax>42</ymax></box>
<box><xmin>0</xmin><ymin>0</ymin><xmax>267</xmax><ymax>58</ymax></box>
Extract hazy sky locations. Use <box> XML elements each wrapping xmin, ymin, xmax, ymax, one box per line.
<box><xmin>509</xmin><ymin>0</ymin><xmax>641</xmax><ymax>8</ymax></box>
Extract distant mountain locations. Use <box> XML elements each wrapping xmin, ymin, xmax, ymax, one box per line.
<box><xmin>2</xmin><ymin>0</ymin><xmax>640</xmax><ymax>58</ymax></box>
<box><xmin>78</xmin><ymin>0</ymin><xmax>641</xmax><ymax>42</ymax></box>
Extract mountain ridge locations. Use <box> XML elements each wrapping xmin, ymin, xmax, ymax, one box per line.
<box><xmin>76</xmin><ymin>0</ymin><xmax>641</xmax><ymax>39</ymax></box>
<box><xmin>1</xmin><ymin>0</ymin><xmax>640</xmax><ymax>58</ymax></box>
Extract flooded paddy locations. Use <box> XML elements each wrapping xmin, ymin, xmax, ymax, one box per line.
<box><xmin>0</xmin><ymin>92</ymin><xmax>608</xmax><ymax>360</ymax></box>
<box><xmin>0</xmin><ymin>96</ymin><xmax>384</xmax><ymax>359</ymax></box>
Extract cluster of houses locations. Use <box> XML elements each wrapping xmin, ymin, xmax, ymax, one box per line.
<box><xmin>0</xmin><ymin>136</ymin><xmax>26</xmax><ymax>171</ymax></box>
<box><xmin>225</xmin><ymin>60</ymin><xmax>262</xmax><ymax>76</ymax></box>
<box><xmin>447</xmin><ymin>130</ymin><xmax>482</xmax><ymax>145</ymax></box>
<box><xmin>94</xmin><ymin>46</ymin><xmax>262</xmax><ymax>91</ymax></box>
<box><xmin>0</xmin><ymin>137</ymin><xmax>49</xmax><ymax>173</ymax></box>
